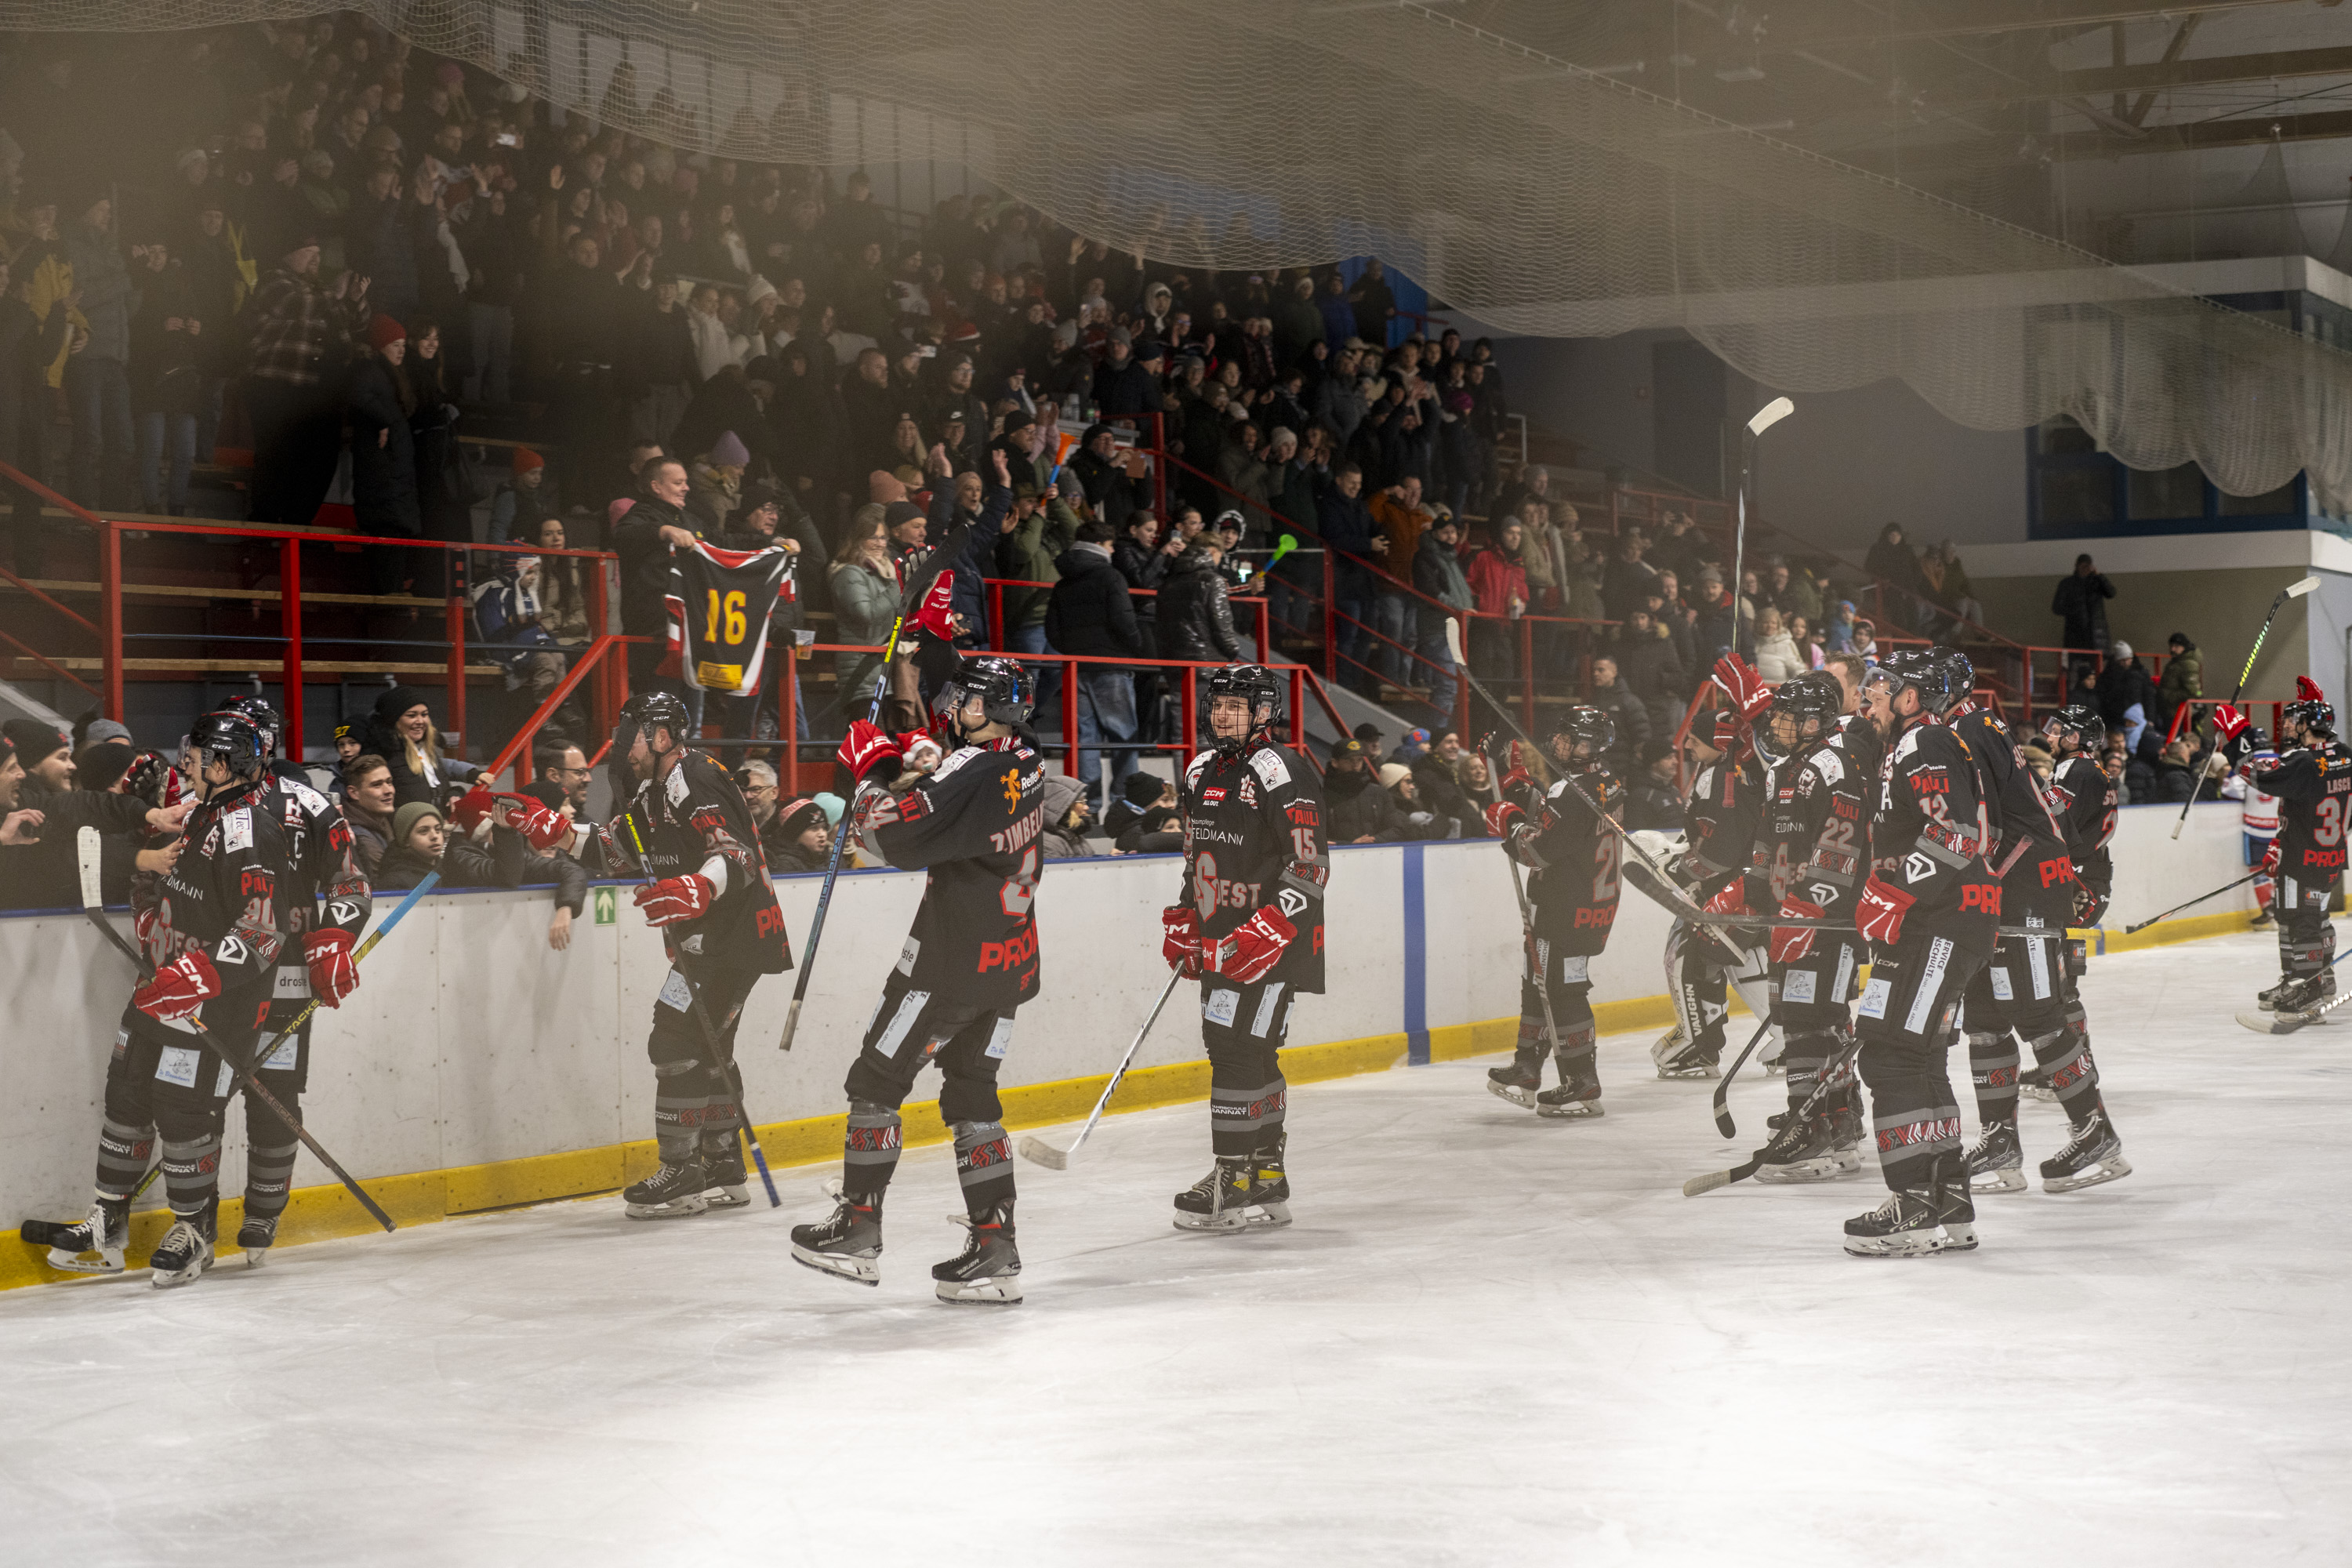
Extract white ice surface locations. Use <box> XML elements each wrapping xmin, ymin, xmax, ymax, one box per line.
<box><xmin>2</xmin><ymin>930</ymin><xmax>2347</xmax><ymax>1567</ymax></box>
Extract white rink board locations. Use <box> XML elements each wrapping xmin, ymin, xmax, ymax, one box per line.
<box><xmin>0</xmin><ymin>800</ymin><xmax>2254</xmax><ymax>1222</ymax></box>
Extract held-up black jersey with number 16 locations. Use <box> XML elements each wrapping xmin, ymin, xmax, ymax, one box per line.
<box><xmin>1182</xmin><ymin>738</ymin><xmax>1328</xmax><ymax>993</ymax></box>
<box><xmin>2249</xmin><ymin>738</ymin><xmax>2352</xmax><ymax>881</ymax></box>
<box><xmin>866</xmin><ymin>734</ymin><xmax>1048</xmax><ymax>1010</ymax></box>
<box><xmin>1504</xmin><ymin>765</ymin><xmax>1622</xmax><ymax>957</ymax></box>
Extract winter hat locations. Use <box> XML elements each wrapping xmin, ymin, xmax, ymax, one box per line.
<box><xmin>511</xmin><ymin>446</ymin><xmax>545</xmax><ymax>475</ymax></box>
<box><xmin>82</xmin><ymin>717</ymin><xmax>133</xmax><ymax>749</ymax></box>
<box><xmin>2110</xmin><ymin>641</ymin><xmax>2133</xmax><ymax>662</ymax></box>
<box><xmin>391</xmin><ymin>800</ymin><xmax>445</xmax><ymax>848</ymax></box>
<box><xmin>74</xmin><ymin>741</ymin><xmax>135</xmax><ymax>793</ymax></box>
<box><xmin>1120</xmin><ymin>771</ymin><xmax>1166</xmax><ymax>807</ymax></box>
<box><xmin>368</xmin><ymin>314</ymin><xmax>407</xmax><ymax>350</ymax></box>
<box><xmin>1377</xmin><ymin>763</ymin><xmax>1411</xmax><ymax>789</ymax></box>
<box><xmin>2</xmin><ymin>720</ymin><xmax>67</xmax><ymax>766</ymax></box>
<box><xmin>1108</xmin><ymin>325</ymin><xmax>1134</xmax><ymax>348</ymax></box>
<box><xmin>777</xmin><ymin>797</ymin><xmax>828</xmax><ymax>841</ymax></box>
<box><xmin>811</xmin><ymin>792</ymin><xmax>847</xmax><ymax>826</ymax></box>
<box><xmin>710</xmin><ymin>431</ymin><xmax>750</xmax><ymax>466</ymax></box>
<box><xmin>883</xmin><ymin>501</ymin><xmax>926</xmax><ymax>529</ymax></box>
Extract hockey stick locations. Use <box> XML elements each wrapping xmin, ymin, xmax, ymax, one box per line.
<box><xmin>1472</xmin><ymin>733</ymin><xmax>1567</xmax><ymax>1066</ymax></box>
<box><xmin>246</xmin><ymin>869</ymin><xmax>443</xmax><ymax>1061</ymax></box>
<box><xmin>1728</xmin><ymin>397</ymin><xmax>1794</xmax><ymax>662</ymax></box>
<box><xmin>1682</xmin><ymin>1036</ymin><xmax>1863</xmax><ymax>1196</ymax></box>
<box><xmin>1017</xmin><ymin>970</ymin><xmax>1185</xmax><ymax>1170</ymax></box>
<box><xmin>1709</xmin><ymin>1012</ymin><xmax>1776</xmax><ymax>1139</ymax></box>
<box><xmin>2122</xmin><ymin>869</ymin><xmax>2263</xmax><ymax>935</ymax></box>
<box><xmin>621</xmin><ymin>815</ymin><xmax>782</xmax><ymax>1207</ymax></box>
<box><xmin>1444</xmin><ymin>620</ymin><xmax>1753</xmax><ymax>966</ymax></box>
<box><xmin>78</xmin><ymin>835</ymin><xmax>401</xmax><ymax>1234</ymax></box>
<box><xmin>2233</xmin><ymin>945</ymin><xmax>2352</xmax><ymax>1034</ymax></box>
<box><xmin>2172</xmin><ymin>573</ymin><xmax>2320</xmax><ymax>840</ymax></box>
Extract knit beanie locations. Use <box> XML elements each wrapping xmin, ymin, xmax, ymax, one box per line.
<box><xmin>391</xmin><ymin>800</ymin><xmax>444</xmax><ymax>849</ymax></box>
<box><xmin>710</xmin><ymin>430</ymin><xmax>750</xmax><ymax>466</ymax></box>
<box><xmin>1121</xmin><ymin>771</ymin><xmax>1166</xmax><ymax>807</ymax></box>
<box><xmin>368</xmin><ymin>314</ymin><xmax>407</xmax><ymax>350</ymax></box>
<box><xmin>82</xmin><ymin>717</ymin><xmax>134</xmax><ymax>749</ymax></box>
<box><xmin>512</xmin><ymin>446</ymin><xmax>545</xmax><ymax>475</ymax></box>
<box><xmin>74</xmin><ymin>740</ymin><xmax>135</xmax><ymax>793</ymax></box>
<box><xmin>2</xmin><ymin>719</ymin><xmax>67</xmax><ymax>767</ymax></box>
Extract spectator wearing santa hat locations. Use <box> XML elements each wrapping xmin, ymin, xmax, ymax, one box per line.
<box><xmin>491</xmin><ymin>445</ymin><xmax>560</xmax><ymax>543</ymax></box>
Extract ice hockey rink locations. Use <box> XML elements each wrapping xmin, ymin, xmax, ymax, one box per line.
<box><xmin>1</xmin><ymin>927</ymin><xmax>2343</xmax><ymax>1568</ymax></box>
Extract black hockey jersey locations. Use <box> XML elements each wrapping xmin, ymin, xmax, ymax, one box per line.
<box><xmin>1505</xmin><ymin>764</ymin><xmax>1622</xmax><ymax>956</ymax></box>
<box><xmin>130</xmin><ymin>775</ymin><xmax>292</xmax><ymax>1032</ymax></box>
<box><xmin>1951</xmin><ymin>702</ymin><xmax>2074</xmax><ymax>920</ymax></box>
<box><xmin>613</xmin><ymin>750</ymin><xmax>793</xmax><ymax>974</ymax></box>
<box><xmin>868</xmin><ymin>733</ymin><xmax>1048</xmax><ymax>1009</ymax></box>
<box><xmin>263</xmin><ymin>766</ymin><xmax>373</xmax><ymax>1009</ymax></box>
<box><xmin>1181</xmin><ymin>738</ymin><xmax>1329</xmax><ymax>993</ymax></box>
<box><xmin>2249</xmin><ymin>739</ymin><xmax>2352</xmax><ymax>881</ymax></box>
<box><xmin>2046</xmin><ymin>753</ymin><xmax>2118</xmax><ymax>906</ymax></box>
<box><xmin>1869</xmin><ymin>717</ymin><xmax>2001</xmax><ymax>953</ymax></box>
<box><xmin>664</xmin><ymin>540</ymin><xmax>797</xmax><ymax>694</ymax></box>
<box><xmin>1761</xmin><ymin>727</ymin><xmax>1871</xmax><ymax>923</ymax></box>
<box><xmin>1683</xmin><ymin>752</ymin><xmax>1766</xmax><ymax>906</ymax></box>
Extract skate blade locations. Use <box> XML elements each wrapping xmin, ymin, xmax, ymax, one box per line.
<box><xmin>2043</xmin><ymin>1154</ymin><xmax>2132</xmax><ymax>1194</ymax></box>
<box><xmin>1654</xmin><ymin>1062</ymin><xmax>1719</xmax><ymax>1080</ymax></box>
<box><xmin>703</xmin><ymin>1185</ymin><xmax>752</xmax><ymax>1210</ymax></box>
<box><xmin>1936</xmin><ymin>1221</ymin><xmax>1980</xmax><ymax>1252</ymax></box>
<box><xmin>791</xmin><ymin>1244</ymin><xmax>880</xmax><ymax>1286</ymax></box>
<box><xmin>1485</xmin><ymin>1080</ymin><xmax>1537</xmax><ymax>1109</ymax></box>
<box><xmin>1755</xmin><ymin>1157</ymin><xmax>1842</xmax><ymax>1184</ymax></box>
<box><xmin>243</xmin><ymin>1248</ymin><xmax>270</xmax><ymax>1269</ymax></box>
<box><xmin>45</xmin><ymin>1247</ymin><xmax>125</xmax><ymax>1276</ymax></box>
<box><xmin>1968</xmin><ymin>1168</ymin><xmax>2028</xmax><ymax>1194</ymax></box>
<box><xmin>1842</xmin><ymin>1229</ymin><xmax>1947</xmax><ymax>1258</ymax></box>
<box><xmin>935</xmin><ymin>1272</ymin><xmax>1023</xmax><ymax>1305</ymax></box>
<box><xmin>624</xmin><ymin>1193</ymin><xmax>710</xmax><ymax>1220</ymax></box>
<box><xmin>1534</xmin><ymin>1100</ymin><xmax>1604</xmax><ymax>1120</ymax></box>
<box><xmin>1762</xmin><ymin>1062</ymin><xmax>1787</xmax><ymax>1076</ymax></box>
<box><xmin>149</xmin><ymin>1250</ymin><xmax>215</xmax><ymax>1290</ymax></box>
<box><xmin>1173</xmin><ymin>1204</ymin><xmax>1288</xmax><ymax>1232</ymax></box>
<box><xmin>2020</xmin><ymin>1084</ymin><xmax>2059</xmax><ymax>1102</ymax></box>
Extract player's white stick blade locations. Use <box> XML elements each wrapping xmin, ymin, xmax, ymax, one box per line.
<box><xmin>76</xmin><ymin>825</ymin><xmax>103</xmax><ymax>909</ymax></box>
<box><xmin>1443</xmin><ymin>615</ymin><xmax>1465</xmax><ymax>665</ymax></box>
<box><xmin>1015</xmin><ymin>1134</ymin><xmax>1069</xmax><ymax>1170</ymax></box>
<box><xmin>1682</xmin><ymin>1169</ymin><xmax>1736</xmax><ymax>1197</ymax></box>
<box><xmin>2237</xmin><ymin>1009</ymin><xmax>2312</xmax><ymax>1035</ymax></box>
<box><xmin>2288</xmin><ymin>575</ymin><xmax>2322</xmax><ymax>597</ymax></box>
<box><xmin>1747</xmin><ymin>395</ymin><xmax>1794</xmax><ymax>435</ymax></box>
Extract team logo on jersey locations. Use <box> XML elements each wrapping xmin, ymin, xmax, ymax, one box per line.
<box><xmin>1904</xmin><ymin>852</ymin><xmax>1936</xmax><ymax>884</ymax></box>
<box><xmin>1002</xmin><ymin>771</ymin><xmax>1023</xmax><ymax>811</ymax></box>
<box><xmin>223</xmin><ymin>807</ymin><xmax>253</xmax><ymax>853</ymax></box>
<box><xmin>1202</xmin><ymin>786</ymin><xmax>1228</xmax><ymax>806</ymax></box>
<box><xmin>1277</xmin><ymin>887</ymin><xmax>1308</xmax><ymax>920</ymax></box>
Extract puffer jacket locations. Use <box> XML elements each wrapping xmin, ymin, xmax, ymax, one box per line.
<box><xmin>1156</xmin><ymin>551</ymin><xmax>1243</xmax><ymax>664</ymax></box>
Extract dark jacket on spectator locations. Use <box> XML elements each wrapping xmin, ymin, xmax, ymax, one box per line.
<box><xmin>1069</xmin><ymin>446</ymin><xmax>1143</xmax><ymax>531</ymax></box>
<box><xmin>2096</xmin><ymin>655</ymin><xmax>2161</xmax><ymax>731</ymax></box>
<box><xmin>1045</xmin><ymin>542</ymin><xmax>1147</xmax><ymax>659</ymax></box>
<box><xmin>1317</xmin><ymin>486</ymin><xmax>1379</xmax><ymax>598</ymax></box>
<box><xmin>1587</xmin><ymin>679</ymin><xmax>1651</xmax><ymax>770</ymax></box>
<box><xmin>2052</xmin><ymin>569</ymin><xmax>2117</xmax><ymax>655</ymax></box>
<box><xmin>347</xmin><ymin>354</ymin><xmax>419</xmax><ymax>538</ymax></box>
<box><xmin>1156</xmin><ymin>550</ymin><xmax>1243</xmax><ymax>664</ymax></box>
<box><xmin>612</xmin><ymin>494</ymin><xmax>702</xmax><ymax>637</ymax></box>
<box><xmin>373</xmin><ymin>835</ymin><xmax>499</xmax><ymax>891</ymax></box>
<box><xmin>1091</xmin><ymin>354</ymin><xmax>1158</xmax><ymax>418</ymax></box>
<box><xmin>1326</xmin><ymin>763</ymin><xmax>1401</xmax><ymax>843</ymax></box>
<box><xmin>490</xmin><ymin>823</ymin><xmax>589</xmax><ymax>913</ymax></box>
<box><xmin>1614</xmin><ymin>623</ymin><xmax>1687</xmax><ymax>708</ymax></box>
<box><xmin>1413</xmin><ymin>531</ymin><xmax>1474</xmax><ymax>615</ymax></box>
<box><xmin>0</xmin><ymin>777</ymin><xmax>153</xmax><ymax>911</ymax></box>
<box><xmin>1410</xmin><ymin>753</ymin><xmax>1479</xmax><ymax>837</ymax></box>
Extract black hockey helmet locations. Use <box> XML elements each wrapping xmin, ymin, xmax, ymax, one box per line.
<box><xmin>223</xmin><ymin>695</ymin><xmax>283</xmax><ymax>758</ymax></box>
<box><xmin>945</xmin><ymin>655</ymin><xmax>1037</xmax><ymax>728</ymax></box>
<box><xmin>1867</xmin><ymin>647</ymin><xmax>1962</xmax><ymax>717</ymax></box>
<box><xmin>1204</xmin><ymin>662</ymin><xmax>1283</xmax><ymax>753</ymax></box>
<box><xmin>2042</xmin><ymin>702</ymin><xmax>2103</xmax><ymax>753</ymax></box>
<box><xmin>1548</xmin><ymin>703</ymin><xmax>1615</xmax><ymax>764</ymax></box>
<box><xmin>1762</xmin><ymin>672</ymin><xmax>1840</xmax><ymax>763</ymax></box>
<box><xmin>618</xmin><ymin>690</ymin><xmax>694</xmax><ymax>750</ymax></box>
<box><xmin>2285</xmin><ymin>697</ymin><xmax>2336</xmax><ymax>740</ymax></box>
<box><xmin>1929</xmin><ymin>646</ymin><xmax>1976</xmax><ymax>707</ymax></box>
<box><xmin>190</xmin><ymin>710</ymin><xmax>268</xmax><ymax>782</ymax></box>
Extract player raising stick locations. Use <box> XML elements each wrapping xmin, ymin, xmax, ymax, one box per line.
<box><xmin>1483</xmin><ymin>706</ymin><xmax>1623</xmax><ymax>1120</ymax></box>
<box><xmin>793</xmin><ymin>656</ymin><xmax>1047</xmax><ymax>1303</ymax></box>
<box><xmin>1160</xmin><ymin>664</ymin><xmax>1327</xmax><ymax>1232</ymax></box>
<box><xmin>2218</xmin><ymin>679</ymin><xmax>2352</xmax><ymax>1017</ymax></box>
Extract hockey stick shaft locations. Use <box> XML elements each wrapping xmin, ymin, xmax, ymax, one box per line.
<box><xmin>1475</xmin><ymin>738</ymin><xmax>1566</xmax><ymax>1059</ymax></box>
<box><xmin>248</xmin><ymin>872</ymin><xmax>442</xmax><ymax>1061</ymax></box>
<box><xmin>622</xmin><ymin>815</ymin><xmax>781</xmax><ymax>1206</ymax></box>
<box><xmin>2121</xmin><ymin>869</ymin><xmax>2263</xmax><ymax>935</ymax></box>
<box><xmin>1683</xmin><ymin>1035</ymin><xmax>1863</xmax><ymax>1196</ymax></box>
<box><xmin>1020</xmin><ymin>969</ymin><xmax>1185</xmax><ymax>1168</ymax></box>
<box><xmin>1710</xmin><ymin>1011</ymin><xmax>1776</xmax><ymax>1139</ymax></box>
<box><xmin>2172</xmin><ymin>575</ymin><xmax>2318</xmax><ymax>838</ymax></box>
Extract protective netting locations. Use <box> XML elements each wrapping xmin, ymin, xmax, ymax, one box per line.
<box><xmin>13</xmin><ymin>0</ymin><xmax>2352</xmax><ymax>506</ymax></box>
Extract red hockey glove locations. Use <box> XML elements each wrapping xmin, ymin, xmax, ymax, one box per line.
<box><xmin>2297</xmin><ymin>675</ymin><xmax>2326</xmax><ymax>703</ymax></box>
<box><xmin>2263</xmin><ymin>840</ymin><xmax>2282</xmax><ymax>876</ymax></box>
<box><xmin>837</xmin><ymin>720</ymin><xmax>904</xmax><ymax>782</ymax></box>
<box><xmin>1711</xmin><ymin>710</ymin><xmax>1743</xmax><ymax>752</ymax></box>
<box><xmin>2074</xmin><ymin>882</ymin><xmax>2107</xmax><ymax>927</ymax></box>
<box><xmin>1483</xmin><ymin>800</ymin><xmax>1526</xmax><ymax>839</ymax></box>
<box><xmin>303</xmin><ymin>927</ymin><xmax>360</xmax><ymax>1008</ymax></box>
<box><xmin>913</xmin><ymin>571</ymin><xmax>958</xmax><ymax>640</ymax></box>
<box><xmin>492</xmin><ymin>794</ymin><xmax>575</xmax><ymax>853</ymax></box>
<box><xmin>449</xmin><ymin>783</ymin><xmax>497</xmax><ymax>837</ymax></box>
<box><xmin>2212</xmin><ymin>703</ymin><xmax>2250</xmax><ymax>744</ymax></box>
<box><xmin>1770</xmin><ymin>896</ymin><xmax>1824</xmax><ymax>966</ymax></box>
<box><xmin>634</xmin><ymin>873</ymin><xmax>715</xmax><ymax>926</ymax></box>
<box><xmin>1160</xmin><ymin>905</ymin><xmax>1203</xmax><ymax>977</ymax></box>
<box><xmin>1497</xmin><ymin>764</ymin><xmax>1533</xmax><ymax>799</ymax></box>
<box><xmin>132</xmin><ymin>950</ymin><xmax>221</xmax><ymax>1023</ymax></box>
<box><xmin>1213</xmin><ymin>906</ymin><xmax>1297</xmax><ymax>985</ymax></box>
<box><xmin>1711</xmin><ymin>652</ymin><xmax>1773</xmax><ymax>723</ymax></box>
<box><xmin>133</xmin><ymin>903</ymin><xmax>160</xmax><ymax>953</ymax></box>
<box><xmin>1855</xmin><ymin>873</ymin><xmax>1915</xmax><ymax>948</ymax></box>
<box><xmin>1703</xmin><ymin>879</ymin><xmax>1749</xmax><ymax>918</ymax></box>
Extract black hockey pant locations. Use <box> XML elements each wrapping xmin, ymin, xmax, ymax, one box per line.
<box><xmin>1854</xmin><ymin>934</ymin><xmax>1984</xmax><ymax>1195</ymax></box>
<box><xmin>2278</xmin><ymin>870</ymin><xmax>2341</xmax><ymax>982</ymax></box>
<box><xmin>840</xmin><ymin>968</ymin><xmax>1017</xmax><ymax>1217</ymax></box>
<box><xmin>115</xmin><ymin>999</ymin><xmax>267</xmax><ymax>1219</ymax></box>
<box><xmin>1769</xmin><ymin>935</ymin><xmax>1861</xmax><ymax>1117</ymax></box>
<box><xmin>1199</xmin><ymin>975</ymin><xmax>1295</xmax><ymax>1159</ymax></box>
<box><xmin>1510</xmin><ymin>935</ymin><xmax>1598</xmax><ymax>1079</ymax></box>
<box><xmin>1964</xmin><ymin>926</ymin><xmax>2100</xmax><ymax>1131</ymax></box>
<box><xmin>646</xmin><ymin>960</ymin><xmax>762</xmax><ymax>1164</ymax></box>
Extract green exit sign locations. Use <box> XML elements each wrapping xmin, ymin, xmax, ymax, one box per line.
<box><xmin>593</xmin><ymin>887</ymin><xmax>617</xmax><ymax>926</ymax></box>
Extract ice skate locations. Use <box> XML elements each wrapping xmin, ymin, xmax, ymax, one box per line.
<box><xmin>1486</xmin><ymin>1057</ymin><xmax>1541</xmax><ymax>1109</ymax></box>
<box><xmin>1535</xmin><ymin>1054</ymin><xmax>1603</xmax><ymax>1119</ymax></box>
<box><xmin>1828</xmin><ymin>1104</ymin><xmax>1866</xmax><ymax>1165</ymax></box>
<box><xmin>1965</xmin><ymin>1120</ymin><xmax>2027</xmax><ymax>1194</ymax></box>
<box><xmin>1759</xmin><ymin>1030</ymin><xmax>1787</xmax><ymax>1076</ymax></box>
<box><xmin>622</xmin><ymin>1158</ymin><xmax>710</xmax><ymax>1220</ymax></box>
<box><xmin>933</xmin><ymin>1202</ymin><xmax>1022</xmax><ymax>1305</ymax></box>
<box><xmin>2020</xmin><ymin>1065</ymin><xmax>2058</xmax><ymax>1104</ymax></box>
<box><xmin>42</xmin><ymin>1197</ymin><xmax>129</xmax><ymax>1275</ymax></box>
<box><xmin>791</xmin><ymin>1192</ymin><xmax>883</xmax><ymax>1285</ymax></box>
<box><xmin>700</xmin><ymin>1139</ymin><xmax>751</xmax><ymax>1210</ymax></box>
<box><xmin>1651</xmin><ymin>1022</ymin><xmax>1722</xmax><ymax>1080</ymax></box>
<box><xmin>148</xmin><ymin>1206</ymin><xmax>216</xmax><ymax>1290</ymax></box>
<box><xmin>237</xmin><ymin>1212</ymin><xmax>278</xmax><ymax>1267</ymax></box>
<box><xmin>1252</xmin><ymin>1131</ymin><xmax>1293</xmax><ymax>1210</ymax></box>
<box><xmin>2041</xmin><ymin>1107</ymin><xmax>2132</xmax><ymax>1193</ymax></box>
<box><xmin>1932</xmin><ymin>1162</ymin><xmax>1980</xmax><ymax>1251</ymax></box>
<box><xmin>2249</xmin><ymin>907</ymin><xmax>2275</xmax><ymax>929</ymax></box>
<box><xmin>2256</xmin><ymin>971</ymin><xmax>2331</xmax><ymax>1011</ymax></box>
<box><xmin>1841</xmin><ymin>1189</ymin><xmax>1955</xmax><ymax>1257</ymax></box>
<box><xmin>1174</xmin><ymin>1156</ymin><xmax>1289</xmax><ymax>1232</ymax></box>
<box><xmin>1754</xmin><ymin>1114</ymin><xmax>1845</xmax><ymax>1183</ymax></box>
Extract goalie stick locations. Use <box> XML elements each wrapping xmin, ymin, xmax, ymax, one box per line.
<box><xmin>1017</xmin><ymin>971</ymin><xmax>1184</xmax><ymax>1170</ymax></box>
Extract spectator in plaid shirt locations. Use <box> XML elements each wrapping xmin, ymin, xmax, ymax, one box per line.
<box><xmin>242</xmin><ymin>234</ymin><xmax>372</xmax><ymax>528</ymax></box>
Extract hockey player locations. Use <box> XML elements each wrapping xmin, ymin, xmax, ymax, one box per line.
<box><xmin>1159</xmin><ymin>663</ymin><xmax>1327</xmax><ymax>1231</ymax></box>
<box><xmin>90</xmin><ymin>710</ymin><xmax>294</xmax><ymax>1287</ymax></box>
<box><xmin>1483</xmin><ymin>706</ymin><xmax>1623</xmax><ymax>1119</ymax></box>
<box><xmin>2221</xmin><ymin>725</ymin><xmax>2282</xmax><ymax>927</ymax></box>
<box><xmin>218</xmin><ymin>696</ymin><xmax>372</xmax><ymax>1262</ymax></box>
<box><xmin>1750</xmin><ymin>673</ymin><xmax>1871</xmax><ymax>1181</ymax></box>
<box><xmin>2220</xmin><ymin>680</ymin><xmax>2352</xmax><ymax>1015</ymax></box>
<box><xmin>1841</xmin><ymin>648</ymin><xmax>2001</xmax><ymax>1257</ymax></box>
<box><xmin>600</xmin><ymin>691</ymin><xmax>793</xmax><ymax>1218</ymax></box>
<box><xmin>792</xmin><ymin>655</ymin><xmax>1045</xmax><ymax>1303</ymax></box>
